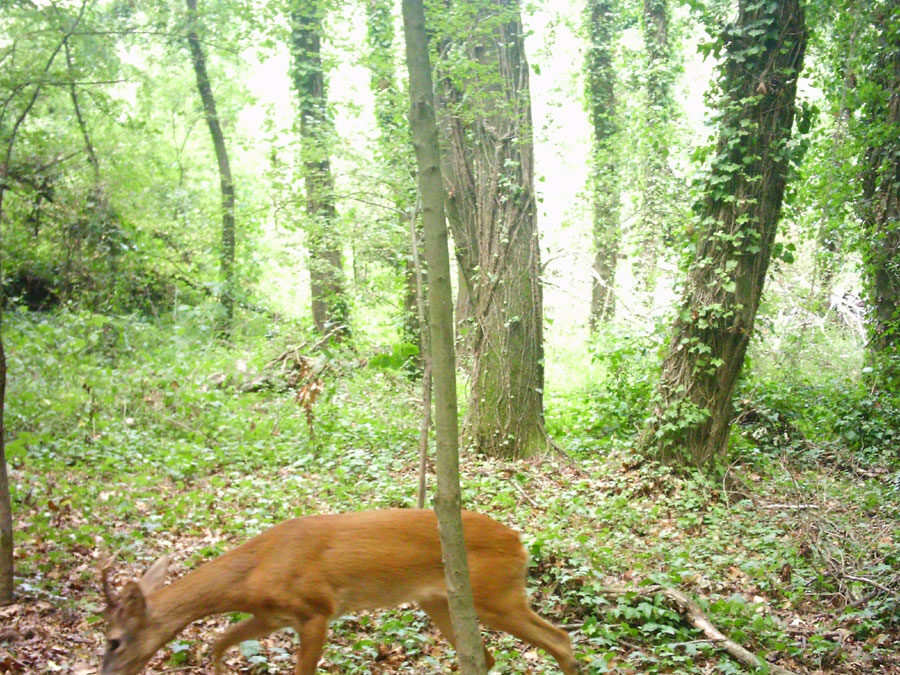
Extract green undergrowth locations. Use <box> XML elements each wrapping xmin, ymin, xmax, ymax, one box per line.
<box><xmin>4</xmin><ymin>310</ymin><xmax>899</xmax><ymax>673</ymax></box>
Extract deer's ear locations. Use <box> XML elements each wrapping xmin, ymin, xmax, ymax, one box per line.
<box><xmin>138</xmin><ymin>555</ymin><xmax>170</xmax><ymax>596</ymax></box>
<box><xmin>118</xmin><ymin>581</ymin><xmax>149</xmax><ymax>620</ymax></box>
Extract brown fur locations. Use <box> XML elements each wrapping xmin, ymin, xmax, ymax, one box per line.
<box><xmin>100</xmin><ymin>509</ymin><xmax>580</xmax><ymax>674</ymax></box>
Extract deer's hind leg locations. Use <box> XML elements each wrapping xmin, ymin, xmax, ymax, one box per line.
<box><xmin>477</xmin><ymin>592</ymin><xmax>579</xmax><ymax>675</ymax></box>
<box><xmin>419</xmin><ymin>596</ymin><xmax>495</xmax><ymax>671</ymax></box>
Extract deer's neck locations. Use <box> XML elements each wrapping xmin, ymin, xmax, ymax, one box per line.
<box><xmin>149</xmin><ymin>548</ymin><xmax>254</xmax><ymax>641</ymax></box>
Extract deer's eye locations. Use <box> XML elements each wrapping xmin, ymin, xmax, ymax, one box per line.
<box><xmin>108</xmin><ymin>638</ymin><xmax>121</xmax><ymax>652</ymax></box>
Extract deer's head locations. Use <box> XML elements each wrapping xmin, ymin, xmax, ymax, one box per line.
<box><xmin>100</xmin><ymin>555</ymin><xmax>170</xmax><ymax>675</ymax></box>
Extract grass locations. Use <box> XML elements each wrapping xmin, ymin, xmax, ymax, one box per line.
<box><xmin>2</xmin><ymin>309</ymin><xmax>898</xmax><ymax>674</ymax></box>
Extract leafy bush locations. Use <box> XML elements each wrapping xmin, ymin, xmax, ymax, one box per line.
<box><xmin>580</xmin><ymin>325</ymin><xmax>661</xmax><ymax>440</ymax></box>
<box><xmin>735</xmin><ymin>376</ymin><xmax>900</xmax><ymax>469</ymax></box>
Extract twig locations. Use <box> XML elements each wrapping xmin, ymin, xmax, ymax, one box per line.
<box><xmin>848</xmin><ymin>588</ymin><xmax>883</xmax><ymax>608</ymax></box>
<box><xmin>510</xmin><ymin>478</ymin><xmax>540</xmax><ymax>508</ymax></box>
<box><xmin>842</xmin><ymin>574</ymin><xmax>898</xmax><ymax>598</ymax></box>
<box><xmin>761</xmin><ymin>503</ymin><xmax>820</xmax><ymax>510</ymax></box>
<box><xmin>162</xmin><ymin>415</ymin><xmax>210</xmax><ymax>441</ymax></box>
<box><xmin>311</xmin><ymin>325</ymin><xmax>349</xmax><ymax>351</ymax></box>
<box><xmin>597</xmin><ymin>585</ymin><xmax>800</xmax><ymax>675</ymax></box>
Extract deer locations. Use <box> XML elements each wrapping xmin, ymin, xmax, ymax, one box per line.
<box><xmin>100</xmin><ymin>508</ymin><xmax>580</xmax><ymax>675</ymax></box>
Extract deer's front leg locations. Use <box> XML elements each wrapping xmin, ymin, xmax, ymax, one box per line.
<box><xmin>294</xmin><ymin>614</ymin><xmax>329</xmax><ymax>675</ymax></box>
<box><xmin>212</xmin><ymin>616</ymin><xmax>276</xmax><ymax>673</ymax></box>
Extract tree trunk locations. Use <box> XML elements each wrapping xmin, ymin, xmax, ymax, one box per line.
<box><xmin>0</xmin><ymin>1</ymin><xmax>88</xmax><ymax>604</ymax></box>
<box><xmin>64</xmin><ymin>39</ymin><xmax>100</xmax><ymax>185</ymax></box>
<box><xmin>634</xmin><ymin>0</ymin><xmax>675</xmax><ymax>297</ymax></box>
<box><xmin>437</xmin><ymin>0</ymin><xmax>551</xmax><ymax>459</ymax></box>
<box><xmin>185</xmin><ymin>0</ymin><xmax>235</xmax><ymax>334</ymax></box>
<box><xmin>814</xmin><ymin>8</ymin><xmax>860</xmax><ymax>310</ymax></box>
<box><xmin>586</xmin><ymin>0</ymin><xmax>620</xmax><ymax>329</ymax></box>
<box><xmin>290</xmin><ymin>1</ymin><xmax>349</xmax><ymax>338</ymax></box>
<box><xmin>0</xmin><ymin>327</ymin><xmax>9</xmax><ymax>605</ymax></box>
<box><xmin>401</xmin><ymin>1</ymin><xmax>487</xmax><ymax>672</ymax></box>
<box><xmin>365</xmin><ymin>0</ymin><xmax>422</xmax><ymax>365</ymax></box>
<box><xmin>637</xmin><ymin>0</ymin><xmax>806</xmax><ymax>466</ymax></box>
<box><xmin>859</xmin><ymin>2</ymin><xmax>900</xmax><ymax>387</ymax></box>
<box><xmin>455</xmin><ymin>265</ymin><xmax>474</xmax><ymax>355</ymax></box>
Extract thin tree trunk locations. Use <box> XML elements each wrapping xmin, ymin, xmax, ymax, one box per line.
<box><xmin>401</xmin><ymin>1</ymin><xmax>487</xmax><ymax>672</ymax></box>
<box><xmin>291</xmin><ymin>1</ymin><xmax>348</xmax><ymax>339</ymax></box>
<box><xmin>438</xmin><ymin>0</ymin><xmax>551</xmax><ymax>459</ymax></box>
<box><xmin>586</xmin><ymin>0</ymin><xmax>620</xmax><ymax>329</ymax></box>
<box><xmin>365</xmin><ymin>0</ymin><xmax>422</xmax><ymax>364</ymax></box>
<box><xmin>859</xmin><ymin>2</ymin><xmax>900</xmax><ymax>387</ymax></box>
<box><xmin>0</xmin><ymin>319</ymin><xmax>10</xmax><ymax>606</ymax></box>
<box><xmin>409</xmin><ymin>211</ymin><xmax>432</xmax><ymax>509</ymax></box>
<box><xmin>814</xmin><ymin>9</ymin><xmax>860</xmax><ymax>309</ymax></box>
<box><xmin>64</xmin><ymin>39</ymin><xmax>100</xmax><ymax>185</ymax></box>
<box><xmin>0</xmin><ymin>0</ymin><xmax>88</xmax><ymax>604</ymax></box>
<box><xmin>454</xmin><ymin>264</ymin><xmax>475</xmax><ymax>356</ymax></box>
<box><xmin>637</xmin><ymin>0</ymin><xmax>806</xmax><ymax>466</ymax></box>
<box><xmin>185</xmin><ymin>0</ymin><xmax>235</xmax><ymax>334</ymax></box>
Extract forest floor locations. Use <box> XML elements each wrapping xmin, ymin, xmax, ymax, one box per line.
<box><xmin>3</xmin><ymin>449</ymin><xmax>898</xmax><ymax>674</ymax></box>
<box><xmin>2</xmin><ymin>313</ymin><xmax>899</xmax><ymax>674</ymax></box>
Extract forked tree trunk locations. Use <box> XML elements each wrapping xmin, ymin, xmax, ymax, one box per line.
<box><xmin>586</xmin><ymin>0</ymin><xmax>620</xmax><ymax>329</ymax></box>
<box><xmin>401</xmin><ymin>1</ymin><xmax>487</xmax><ymax>672</ymax></box>
<box><xmin>291</xmin><ymin>1</ymin><xmax>349</xmax><ymax>338</ymax></box>
<box><xmin>185</xmin><ymin>0</ymin><xmax>236</xmax><ymax>333</ymax></box>
<box><xmin>438</xmin><ymin>0</ymin><xmax>551</xmax><ymax>459</ymax></box>
<box><xmin>638</xmin><ymin>0</ymin><xmax>806</xmax><ymax>466</ymax></box>
<box><xmin>860</xmin><ymin>4</ymin><xmax>900</xmax><ymax>387</ymax></box>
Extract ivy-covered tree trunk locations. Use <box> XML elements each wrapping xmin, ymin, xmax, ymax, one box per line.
<box><xmin>859</xmin><ymin>3</ymin><xmax>900</xmax><ymax>387</ymax></box>
<box><xmin>638</xmin><ymin>0</ymin><xmax>806</xmax><ymax>466</ymax></box>
<box><xmin>586</xmin><ymin>0</ymin><xmax>620</xmax><ymax>329</ymax></box>
<box><xmin>634</xmin><ymin>0</ymin><xmax>675</xmax><ymax>296</ymax></box>
<box><xmin>185</xmin><ymin>0</ymin><xmax>236</xmax><ymax>333</ymax></box>
<box><xmin>365</xmin><ymin>0</ymin><xmax>422</xmax><ymax>362</ymax></box>
<box><xmin>437</xmin><ymin>0</ymin><xmax>551</xmax><ymax>459</ymax></box>
<box><xmin>401</xmin><ymin>1</ymin><xmax>487</xmax><ymax>672</ymax></box>
<box><xmin>291</xmin><ymin>1</ymin><xmax>349</xmax><ymax>338</ymax></box>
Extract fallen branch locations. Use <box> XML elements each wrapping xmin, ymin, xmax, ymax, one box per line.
<box><xmin>510</xmin><ymin>478</ymin><xmax>540</xmax><ymax>508</ymax></box>
<box><xmin>761</xmin><ymin>504</ymin><xmax>820</xmax><ymax>510</ymax></box>
<box><xmin>842</xmin><ymin>574</ymin><xmax>899</xmax><ymax>599</ymax></box>
<box><xmin>598</xmin><ymin>585</ymin><xmax>799</xmax><ymax>675</ymax></box>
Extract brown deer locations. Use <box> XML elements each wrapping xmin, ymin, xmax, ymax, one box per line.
<box><xmin>100</xmin><ymin>509</ymin><xmax>580</xmax><ymax>674</ymax></box>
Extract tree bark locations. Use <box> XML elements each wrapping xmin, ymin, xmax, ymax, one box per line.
<box><xmin>408</xmin><ymin>211</ymin><xmax>432</xmax><ymax>509</ymax></box>
<box><xmin>637</xmin><ymin>0</ymin><xmax>806</xmax><ymax>466</ymax></box>
<box><xmin>290</xmin><ymin>1</ymin><xmax>349</xmax><ymax>339</ymax></box>
<box><xmin>859</xmin><ymin>1</ymin><xmax>900</xmax><ymax>387</ymax></box>
<box><xmin>586</xmin><ymin>0</ymin><xmax>620</xmax><ymax>329</ymax></box>
<box><xmin>401</xmin><ymin>2</ymin><xmax>487</xmax><ymax>672</ymax></box>
<box><xmin>634</xmin><ymin>0</ymin><xmax>675</xmax><ymax>297</ymax></box>
<box><xmin>185</xmin><ymin>0</ymin><xmax>236</xmax><ymax>334</ymax></box>
<box><xmin>437</xmin><ymin>0</ymin><xmax>551</xmax><ymax>459</ymax></box>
